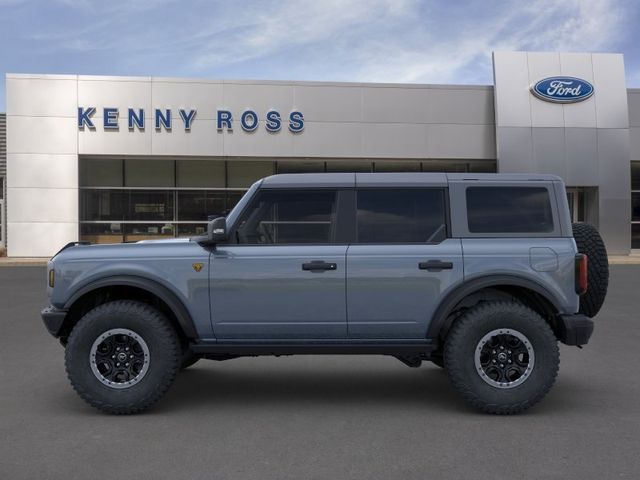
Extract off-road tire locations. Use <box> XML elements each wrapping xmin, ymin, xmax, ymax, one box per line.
<box><xmin>444</xmin><ymin>301</ymin><xmax>559</xmax><ymax>414</ymax></box>
<box><xmin>572</xmin><ymin>222</ymin><xmax>609</xmax><ymax>318</ymax></box>
<box><xmin>65</xmin><ymin>300</ymin><xmax>181</xmax><ymax>414</ymax></box>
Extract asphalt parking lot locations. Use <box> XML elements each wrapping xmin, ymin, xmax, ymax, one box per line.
<box><xmin>1</xmin><ymin>266</ymin><xmax>639</xmax><ymax>480</ymax></box>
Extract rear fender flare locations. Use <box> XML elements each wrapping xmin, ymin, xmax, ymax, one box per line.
<box><xmin>426</xmin><ymin>274</ymin><xmax>563</xmax><ymax>340</ymax></box>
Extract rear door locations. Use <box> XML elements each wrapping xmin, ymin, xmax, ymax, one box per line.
<box><xmin>346</xmin><ymin>187</ymin><xmax>463</xmax><ymax>338</ymax></box>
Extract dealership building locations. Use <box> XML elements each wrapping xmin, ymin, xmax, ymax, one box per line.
<box><xmin>1</xmin><ymin>51</ymin><xmax>639</xmax><ymax>257</ymax></box>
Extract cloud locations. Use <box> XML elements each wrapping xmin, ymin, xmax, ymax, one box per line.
<box><xmin>176</xmin><ymin>0</ymin><xmax>632</xmax><ymax>85</ymax></box>
<box><xmin>0</xmin><ymin>0</ymin><xmax>637</xmax><ymax>101</ymax></box>
<box><xmin>189</xmin><ymin>0</ymin><xmax>413</xmax><ymax>69</ymax></box>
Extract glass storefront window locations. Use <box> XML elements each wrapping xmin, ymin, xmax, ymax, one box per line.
<box><xmin>125</xmin><ymin>159</ymin><xmax>175</xmax><ymax>187</ymax></box>
<box><xmin>633</xmin><ymin>224</ymin><xmax>640</xmax><ymax>249</ymax></box>
<box><xmin>277</xmin><ymin>161</ymin><xmax>325</xmax><ymax>173</ymax></box>
<box><xmin>80</xmin><ymin>223</ymin><xmax>124</xmax><ymax>244</ymax></box>
<box><xmin>81</xmin><ymin>158</ymin><xmax>123</xmax><ymax>187</ymax></box>
<box><xmin>227</xmin><ymin>161</ymin><xmax>274</xmax><ymax>188</ymax></box>
<box><xmin>177</xmin><ymin>160</ymin><xmax>225</xmax><ymax>188</ymax></box>
<box><xmin>632</xmin><ymin>193</ymin><xmax>640</xmax><ymax>222</ymax></box>
<box><xmin>81</xmin><ymin>190</ymin><xmax>126</xmax><ymax>221</ymax></box>
<box><xmin>374</xmin><ymin>161</ymin><xmax>420</xmax><ymax>172</ymax></box>
<box><xmin>631</xmin><ymin>162</ymin><xmax>640</xmax><ymax>191</ymax></box>
<box><xmin>124</xmin><ymin>223</ymin><xmax>175</xmax><ymax>242</ymax></box>
<box><xmin>422</xmin><ymin>161</ymin><xmax>467</xmax><ymax>172</ymax></box>
<box><xmin>177</xmin><ymin>191</ymin><xmax>226</xmax><ymax>221</ymax></box>
<box><xmin>325</xmin><ymin>162</ymin><xmax>372</xmax><ymax>172</ymax></box>
<box><xmin>633</xmin><ymin>162</ymin><xmax>640</xmax><ymax>249</ymax></box>
<box><xmin>177</xmin><ymin>223</ymin><xmax>208</xmax><ymax>237</ymax></box>
<box><xmin>129</xmin><ymin>190</ymin><xmax>174</xmax><ymax>221</ymax></box>
<box><xmin>468</xmin><ymin>161</ymin><xmax>497</xmax><ymax>173</ymax></box>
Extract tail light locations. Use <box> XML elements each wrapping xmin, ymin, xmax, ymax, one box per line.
<box><xmin>575</xmin><ymin>254</ymin><xmax>588</xmax><ymax>295</ymax></box>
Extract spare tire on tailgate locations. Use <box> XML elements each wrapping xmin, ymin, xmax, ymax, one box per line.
<box><xmin>572</xmin><ymin>223</ymin><xmax>609</xmax><ymax>317</ymax></box>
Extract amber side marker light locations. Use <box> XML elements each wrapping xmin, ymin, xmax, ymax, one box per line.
<box><xmin>575</xmin><ymin>254</ymin><xmax>588</xmax><ymax>295</ymax></box>
<box><xmin>48</xmin><ymin>269</ymin><xmax>55</xmax><ymax>288</ymax></box>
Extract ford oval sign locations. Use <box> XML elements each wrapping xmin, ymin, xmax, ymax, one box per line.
<box><xmin>531</xmin><ymin>76</ymin><xmax>594</xmax><ymax>103</ymax></box>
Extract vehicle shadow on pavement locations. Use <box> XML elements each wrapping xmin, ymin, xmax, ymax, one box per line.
<box><xmin>153</xmin><ymin>362</ymin><xmax>585</xmax><ymax>416</ymax></box>
<box><xmin>153</xmin><ymin>362</ymin><xmax>477</xmax><ymax>414</ymax></box>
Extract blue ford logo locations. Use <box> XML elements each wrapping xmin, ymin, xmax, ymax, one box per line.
<box><xmin>531</xmin><ymin>76</ymin><xmax>594</xmax><ymax>103</ymax></box>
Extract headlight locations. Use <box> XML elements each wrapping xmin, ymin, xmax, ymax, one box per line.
<box><xmin>48</xmin><ymin>269</ymin><xmax>55</xmax><ymax>288</ymax></box>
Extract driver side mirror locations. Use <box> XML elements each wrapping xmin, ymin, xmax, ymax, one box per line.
<box><xmin>207</xmin><ymin>216</ymin><xmax>228</xmax><ymax>244</ymax></box>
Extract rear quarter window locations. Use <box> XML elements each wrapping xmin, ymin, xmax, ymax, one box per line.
<box><xmin>466</xmin><ymin>186</ymin><xmax>554</xmax><ymax>233</ymax></box>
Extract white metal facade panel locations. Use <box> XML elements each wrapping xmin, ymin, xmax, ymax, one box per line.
<box><xmin>493</xmin><ymin>51</ymin><xmax>632</xmax><ymax>254</ymax></box>
<box><xmin>6</xmin><ymin>76</ymin><xmax>77</xmax><ymax>118</ymax></box>
<box><xmin>6</xmin><ymin>77</ymin><xmax>80</xmax><ymax>256</ymax></box>
<box><xmin>527</xmin><ymin>52</ymin><xmax>564</xmax><ymax>128</ymax></box>
<box><xmin>559</xmin><ymin>53</ymin><xmax>597</xmax><ymax>128</ymax></box>
<box><xmin>7</xmin><ymin>154</ymin><xmax>78</xmax><ymax>189</ymax></box>
<box><xmin>7</xmin><ymin>222</ymin><xmax>78</xmax><ymax>257</ymax></box>
<box><xmin>592</xmin><ymin>54</ymin><xmax>629</xmax><ymax>129</ymax></box>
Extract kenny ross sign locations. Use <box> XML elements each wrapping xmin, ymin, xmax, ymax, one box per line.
<box><xmin>77</xmin><ymin>107</ymin><xmax>305</xmax><ymax>133</ymax></box>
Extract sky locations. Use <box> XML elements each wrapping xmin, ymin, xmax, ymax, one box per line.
<box><xmin>1</xmin><ymin>0</ymin><xmax>640</xmax><ymax>111</ymax></box>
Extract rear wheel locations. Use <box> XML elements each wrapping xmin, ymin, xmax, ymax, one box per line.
<box><xmin>65</xmin><ymin>300</ymin><xmax>181</xmax><ymax>414</ymax></box>
<box><xmin>444</xmin><ymin>301</ymin><xmax>559</xmax><ymax>414</ymax></box>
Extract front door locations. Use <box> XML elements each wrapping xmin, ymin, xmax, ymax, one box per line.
<box><xmin>346</xmin><ymin>188</ymin><xmax>464</xmax><ymax>338</ymax></box>
<box><xmin>210</xmin><ymin>188</ymin><xmax>347</xmax><ymax>339</ymax></box>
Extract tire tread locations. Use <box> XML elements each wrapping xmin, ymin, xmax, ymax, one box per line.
<box><xmin>65</xmin><ymin>300</ymin><xmax>181</xmax><ymax>415</ymax></box>
<box><xmin>572</xmin><ymin>222</ymin><xmax>609</xmax><ymax>318</ymax></box>
<box><xmin>444</xmin><ymin>301</ymin><xmax>559</xmax><ymax>415</ymax></box>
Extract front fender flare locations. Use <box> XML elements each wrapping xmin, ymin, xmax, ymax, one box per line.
<box><xmin>63</xmin><ymin>275</ymin><xmax>198</xmax><ymax>339</ymax></box>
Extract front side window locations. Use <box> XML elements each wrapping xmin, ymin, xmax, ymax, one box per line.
<box><xmin>466</xmin><ymin>186</ymin><xmax>554</xmax><ymax>233</ymax></box>
<box><xmin>356</xmin><ymin>189</ymin><xmax>447</xmax><ymax>243</ymax></box>
<box><xmin>235</xmin><ymin>190</ymin><xmax>337</xmax><ymax>244</ymax></box>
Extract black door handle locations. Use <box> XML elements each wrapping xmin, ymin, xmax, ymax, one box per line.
<box><xmin>419</xmin><ymin>260</ymin><xmax>453</xmax><ymax>271</ymax></box>
<box><xmin>302</xmin><ymin>261</ymin><xmax>337</xmax><ymax>272</ymax></box>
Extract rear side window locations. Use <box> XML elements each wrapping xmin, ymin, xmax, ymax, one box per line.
<box><xmin>356</xmin><ymin>189</ymin><xmax>447</xmax><ymax>243</ymax></box>
<box><xmin>466</xmin><ymin>186</ymin><xmax>554</xmax><ymax>233</ymax></box>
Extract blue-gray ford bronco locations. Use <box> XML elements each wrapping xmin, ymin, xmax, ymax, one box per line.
<box><xmin>41</xmin><ymin>173</ymin><xmax>609</xmax><ymax>414</ymax></box>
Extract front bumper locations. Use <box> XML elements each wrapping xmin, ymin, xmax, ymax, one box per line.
<box><xmin>41</xmin><ymin>306</ymin><xmax>68</xmax><ymax>337</ymax></box>
<box><xmin>556</xmin><ymin>313</ymin><xmax>594</xmax><ymax>346</ymax></box>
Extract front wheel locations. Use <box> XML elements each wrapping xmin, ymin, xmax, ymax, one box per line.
<box><xmin>65</xmin><ymin>300</ymin><xmax>181</xmax><ymax>414</ymax></box>
<box><xmin>444</xmin><ymin>301</ymin><xmax>559</xmax><ymax>414</ymax></box>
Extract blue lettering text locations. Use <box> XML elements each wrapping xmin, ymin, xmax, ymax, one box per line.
<box><xmin>155</xmin><ymin>109</ymin><xmax>172</xmax><ymax>131</ymax></box>
<box><xmin>288</xmin><ymin>111</ymin><xmax>304</xmax><ymax>133</ymax></box>
<box><xmin>128</xmin><ymin>108</ymin><xmax>145</xmax><ymax>130</ymax></box>
<box><xmin>217</xmin><ymin>110</ymin><xmax>233</xmax><ymax>131</ymax></box>
<box><xmin>179</xmin><ymin>109</ymin><xmax>197</xmax><ymax>131</ymax></box>
<box><xmin>78</xmin><ymin>107</ymin><xmax>96</xmax><ymax>129</ymax></box>
<box><xmin>265</xmin><ymin>110</ymin><xmax>282</xmax><ymax>132</ymax></box>
<box><xmin>241</xmin><ymin>110</ymin><xmax>259</xmax><ymax>132</ymax></box>
<box><xmin>103</xmin><ymin>108</ymin><xmax>119</xmax><ymax>129</ymax></box>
